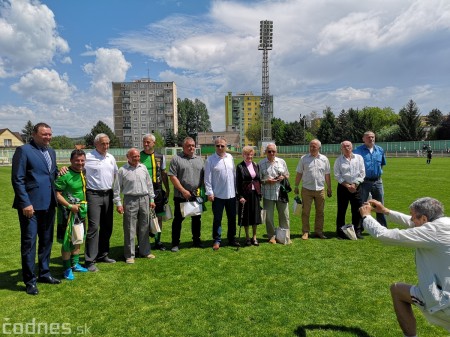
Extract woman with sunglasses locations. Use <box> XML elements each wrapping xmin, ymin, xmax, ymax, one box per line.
<box><xmin>236</xmin><ymin>146</ymin><xmax>262</xmax><ymax>246</ymax></box>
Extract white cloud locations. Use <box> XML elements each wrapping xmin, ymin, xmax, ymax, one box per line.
<box><xmin>0</xmin><ymin>0</ymin><xmax>69</xmax><ymax>78</ymax></box>
<box><xmin>82</xmin><ymin>48</ymin><xmax>131</xmax><ymax>96</ymax></box>
<box><xmin>0</xmin><ymin>105</ymin><xmax>35</xmax><ymax>129</ymax></box>
<box><xmin>10</xmin><ymin>68</ymin><xmax>74</xmax><ymax>104</ymax></box>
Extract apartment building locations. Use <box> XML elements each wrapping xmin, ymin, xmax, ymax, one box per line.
<box><xmin>225</xmin><ymin>91</ymin><xmax>273</xmax><ymax>148</ymax></box>
<box><xmin>113</xmin><ymin>79</ymin><xmax>178</xmax><ymax>148</ymax></box>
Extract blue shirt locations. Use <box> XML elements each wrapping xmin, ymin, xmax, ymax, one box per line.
<box><xmin>354</xmin><ymin>144</ymin><xmax>386</xmax><ymax>179</ymax></box>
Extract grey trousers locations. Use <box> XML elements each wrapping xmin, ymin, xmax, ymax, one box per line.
<box><xmin>123</xmin><ymin>195</ymin><xmax>151</xmax><ymax>259</ymax></box>
<box><xmin>263</xmin><ymin>198</ymin><xmax>290</xmax><ymax>240</ymax></box>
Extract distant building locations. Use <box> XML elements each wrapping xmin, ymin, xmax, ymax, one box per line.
<box><xmin>112</xmin><ymin>79</ymin><xmax>178</xmax><ymax>148</ymax></box>
<box><xmin>225</xmin><ymin>91</ymin><xmax>273</xmax><ymax>148</ymax></box>
<box><xmin>0</xmin><ymin>128</ymin><xmax>24</xmax><ymax>148</ymax></box>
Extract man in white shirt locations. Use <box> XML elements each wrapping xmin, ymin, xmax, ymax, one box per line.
<box><xmin>360</xmin><ymin>198</ymin><xmax>450</xmax><ymax>336</ymax></box>
<box><xmin>294</xmin><ymin>139</ymin><xmax>332</xmax><ymax>240</ymax></box>
<box><xmin>84</xmin><ymin>133</ymin><xmax>119</xmax><ymax>272</ymax></box>
<box><xmin>334</xmin><ymin>141</ymin><xmax>365</xmax><ymax>239</ymax></box>
<box><xmin>205</xmin><ymin>137</ymin><xmax>239</xmax><ymax>250</ymax></box>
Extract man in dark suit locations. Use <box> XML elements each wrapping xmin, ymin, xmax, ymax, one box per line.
<box><xmin>12</xmin><ymin>122</ymin><xmax>61</xmax><ymax>295</ymax></box>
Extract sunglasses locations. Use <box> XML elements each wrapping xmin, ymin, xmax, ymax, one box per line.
<box><xmin>267</xmin><ymin>150</ymin><xmax>276</xmax><ymax>153</ymax></box>
<box><xmin>216</xmin><ymin>145</ymin><xmax>226</xmax><ymax>148</ymax></box>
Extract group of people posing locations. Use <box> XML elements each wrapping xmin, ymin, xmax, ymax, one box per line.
<box><xmin>11</xmin><ymin>123</ymin><xmax>450</xmax><ymax>336</ymax></box>
<box><xmin>11</xmin><ymin>124</ymin><xmax>387</xmax><ymax>292</ymax></box>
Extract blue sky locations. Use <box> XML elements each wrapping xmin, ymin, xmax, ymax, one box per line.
<box><xmin>1</xmin><ymin>0</ymin><xmax>450</xmax><ymax>136</ymax></box>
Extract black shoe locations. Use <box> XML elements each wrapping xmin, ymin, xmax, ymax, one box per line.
<box><xmin>26</xmin><ymin>283</ymin><xmax>39</xmax><ymax>295</ymax></box>
<box><xmin>356</xmin><ymin>232</ymin><xmax>364</xmax><ymax>239</ymax></box>
<box><xmin>246</xmin><ymin>239</ymin><xmax>252</xmax><ymax>246</ymax></box>
<box><xmin>37</xmin><ymin>276</ymin><xmax>61</xmax><ymax>284</ymax></box>
<box><xmin>192</xmin><ymin>241</ymin><xmax>204</xmax><ymax>248</ymax></box>
<box><xmin>155</xmin><ymin>242</ymin><xmax>167</xmax><ymax>251</ymax></box>
<box><xmin>97</xmin><ymin>256</ymin><xmax>116</xmax><ymax>263</ymax></box>
<box><xmin>229</xmin><ymin>240</ymin><xmax>241</xmax><ymax>247</ymax></box>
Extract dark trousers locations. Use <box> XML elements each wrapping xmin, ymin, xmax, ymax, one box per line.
<box><xmin>171</xmin><ymin>197</ymin><xmax>201</xmax><ymax>247</ymax></box>
<box><xmin>359</xmin><ymin>179</ymin><xmax>387</xmax><ymax>227</ymax></box>
<box><xmin>212</xmin><ymin>197</ymin><xmax>237</xmax><ymax>244</ymax></box>
<box><xmin>18</xmin><ymin>209</ymin><xmax>55</xmax><ymax>286</ymax></box>
<box><xmin>336</xmin><ymin>184</ymin><xmax>362</xmax><ymax>237</ymax></box>
<box><xmin>85</xmin><ymin>190</ymin><xmax>114</xmax><ymax>264</ymax></box>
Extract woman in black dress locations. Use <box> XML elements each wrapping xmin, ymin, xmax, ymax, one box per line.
<box><xmin>236</xmin><ymin>146</ymin><xmax>262</xmax><ymax>246</ymax></box>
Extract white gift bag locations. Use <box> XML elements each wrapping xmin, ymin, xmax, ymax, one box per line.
<box><xmin>163</xmin><ymin>204</ymin><xmax>173</xmax><ymax>221</ymax></box>
<box><xmin>149</xmin><ymin>209</ymin><xmax>161</xmax><ymax>234</ymax></box>
<box><xmin>72</xmin><ymin>221</ymin><xmax>84</xmax><ymax>245</ymax></box>
<box><xmin>341</xmin><ymin>224</ymin><xmax>357</xmax><ymax>240</ymax></box>
<box><xmin>275</xmin><ymin>227</ymin><xmax>291</xmax><ymax>244</ymax></box>
<box><xmin>180</xmin><ymin>201</ymin><xmax>203</xmax><ymax>217</ymax></box>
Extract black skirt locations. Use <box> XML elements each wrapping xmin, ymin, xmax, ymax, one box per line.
<box><xmin>238</xmin><ymin>190</ymin><xmax>262</xmax><ymax>227</ymax></box>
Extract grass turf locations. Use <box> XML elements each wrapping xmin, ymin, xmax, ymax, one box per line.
<box><xmin>0</xmin><ymin>157</ymin><xmax>449</xmax><ymax>336</ymax></box>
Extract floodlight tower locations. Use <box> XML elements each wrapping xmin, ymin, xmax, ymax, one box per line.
<box><xmin>258</xmin><ymin>20</ymin><xmax>273</xmax><ymax>142</ymax></box>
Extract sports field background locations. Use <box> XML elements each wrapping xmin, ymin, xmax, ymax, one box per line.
<box><xmin>0</xmin><ymin>157</ymin><xmax>449</xmax><ymax>336</ymax></box>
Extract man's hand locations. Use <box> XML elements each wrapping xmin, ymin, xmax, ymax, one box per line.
<box><xmin>116</xmin><ymin>206</ymin><xmax>124</xmax><ymax>214</ymax></box>
<box><xmin>150</xmin><ymin>202</ymin><xmax>156</xmax><ymax>209</ymax></box>
<box><xmin>368</xmin><ymin>199</ymin><xmax>389</xmax><ymax>214</ymax></box>
<box><xmin>208</xmin><ymin>194</ymin><xmax>215</xmax><ymax>202</ymax></box>
<box><xmin>59</xmin><ymin>166</ymin><xmax>69</xmax><ymax>176</ymax></box>
<box><xmin>70</xmin><ymin>204</ymin><xmax>80</xmax><ymax>213</ymax></box>
<box><xmin>181</xmin><ymin>189</ymin><xmax>191</xmax><ymax>200</ymax></box>
<box><xmin>359</xmin><ymin>202</ymin><xmax>372</xmax><ymax>217</ymax></box>
<box><xmin>23</xmin><ymin>205</ymin><xmax>34</xmax><ymax>218</ymax></box>
<box><xmin>327</xmin><ymin>189</ymin><xmax>332</xmax><ymax>198</ymax></box>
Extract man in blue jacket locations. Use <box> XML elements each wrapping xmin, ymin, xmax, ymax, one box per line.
<box><xmin>12</xmin><ymin>122</ymin><xmax>61</xmax><ymax>295</ymax></box>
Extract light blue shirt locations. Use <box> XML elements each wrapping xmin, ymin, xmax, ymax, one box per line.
<box><xmin>204</xmin><ymin>153</ymin><xmax>236</xmax><ymax>199</ymax></box>
<box><xmin>354</xmin><ymin>144</ymin><xmax>386</xmax><ymax>179</ymax></box>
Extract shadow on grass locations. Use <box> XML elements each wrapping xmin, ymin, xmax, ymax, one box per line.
<box><xmin>0</xmin><ymin>268</ymin><xmax>23</xmax><ymax>292</ymax></box>
<box><xmin>294</xmin><ymin>324</ymin><xmax>372</xmax><ymax>337</ymax></box>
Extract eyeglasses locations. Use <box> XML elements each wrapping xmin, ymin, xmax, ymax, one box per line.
<box><xmin>267</xmin><ymin>150</ymin><xmax>276</xmax><ymax>153</ymax></box>
<box><xmin>216</xmin><ymin>145</ymin><xmax>226</xmax><ymax>148</ymax></box>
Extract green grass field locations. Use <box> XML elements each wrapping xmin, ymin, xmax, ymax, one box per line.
<box><xmin>0</xmin><ymin>157</ymin><xmax>449</xmax><ymax>336</ymax></box>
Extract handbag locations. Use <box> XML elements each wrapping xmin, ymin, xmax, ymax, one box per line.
<box><xmin>180</xmin><ymin>201</ymin><xmax>202</xmax><ymax>217</ymax></box>
<box><xmin>260</xmin><ymin>209</ymin><xmax>267</xmax><ymax>224</ymax></box>
<box><xmin>275</xmin><ymin>227</ymin><xmax>291</xmax><ymax>244</ymax></box>
<box><xmin>293</xmin><ymin>195</ymin><xmax>302</xmax><ymax>216</ymax></box>
<box><xmin>71</xmin><ymin>215</ymin><xmax>84</xmax><ymax>245</ymax></box>
<box><xmin>149</xmin><ymin>209</ymin><xmax>161</xmax><ymax>234</ymax></box>
<box><xmin>162</xmin><ymin>204</ymin><xmax>173</xmax><ymax>221</ymax></box>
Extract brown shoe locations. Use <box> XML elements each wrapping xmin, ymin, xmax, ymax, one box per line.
<box><xmin>213</xmin><ymin>243</ymin><xmax>220</xmax><ymax>251</ymax></box>
<box><xmin>268</xmin><ymin>237</ymin><xmax>276</xmax><ymax>244</ymax></box>
<box><xmin>302</xmin><ymin>232</ymin><xmax>309</xmax><ymax>240</ymax></box>
<box><xmin>145</xmin><ymin>254</ymin><xmax>156</xmax><ymax>259</ymax></box>
<box><xmin>316</xmin><ymin>232</ymin><xmax>328</xmax><ymax>239</ymax></box>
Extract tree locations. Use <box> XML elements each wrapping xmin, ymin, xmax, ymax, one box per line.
<box><xmin>397</xmin><ymin>100</ymin><xmax>425</xmax><ymax>141</ymax></box>
<box><xmin>271</xmin><ymin>118</ymin><xmax>285</xmax><ymax>145</ymax></box>
<box><xmin>427</xmin><ymin>108</ymin><xmax>444</xmax><ymax>127</ymax></box>
<box><xmin>84</xmin><ymin>121</ymin><xmax>120</xmax><ymax>148</ymax></box>
<box><xmin>164</xmin><ymin>129</ymin><xmax>176</xmax><ymax>147</ymax></box>
<box><xmin>435</xmin><ymin>114</ymin><xmax>450</xmax><ymax>140</ymax></box>
<box><xmin>50</xmin><ymin>136</ymin><xmax>75</xmax><ymax>149</ymax></box>
<box><xmin>282</xmin><ymin>121</ymin><xmax>304</xmax><ymax>145</ymax></box>
<box><xmin>359</xmin><ymin>106</ymin><xmax>398</xmax><ymax>135</ymax></box>
<box><xmin>245</xmin><ymin>120</ymin><xmax>262</xmax><ymax>145</ymax></box>
<box><xmin>152</xmin><ymin>130</ymin><xmax>165</xmax><ymax>149</ymax></box>
<box><xmin>316</xmin><ymin>107</ymin><xmax>337</xmax><ymax>144</ymax></box>
<box><xmin>21</xmin><ymin>120</ymin><xmax>34</xmax><ymax>143</ymax></box>
<box><xmin>177</xmin><ymin>98</ymin><xmax>212</xmax><ymax>140</ymax></box>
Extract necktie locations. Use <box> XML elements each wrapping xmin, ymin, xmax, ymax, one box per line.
<box><xmin>42</xmin><ymin>148</ymin><xmax>52</xmax><ymax>172</ymax></box>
